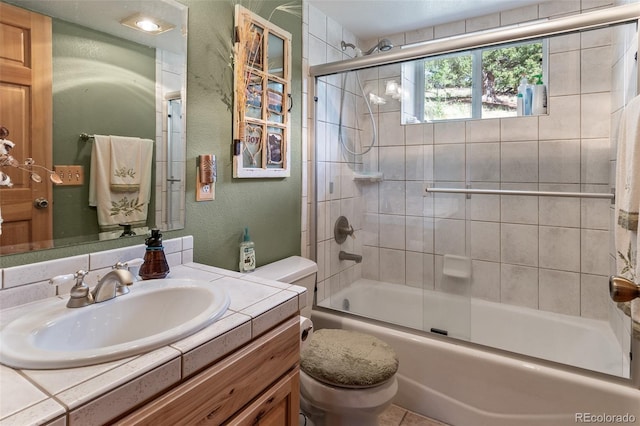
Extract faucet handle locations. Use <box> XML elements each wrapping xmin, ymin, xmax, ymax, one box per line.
<box><xmin>54</xmin><ymin>270</ymin><xmax>94</xmax><ymax>308</ymax></box>
<box><xmin>113</xmin><ymin>262</ymin><xmax>127</xmax><ymax>270</ymax></box>
<box><xmin>49</xmin><ymin>273</ymin><xmax>76</xmax><ymax>287</ymax></box>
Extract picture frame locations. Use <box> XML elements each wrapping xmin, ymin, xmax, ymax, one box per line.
<box><xmin>233</xmin><ymin>5</ymin><xmax>291</xmax><ymax>178</ymax></box>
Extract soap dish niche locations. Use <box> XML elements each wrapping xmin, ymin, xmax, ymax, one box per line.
<box><xmin>352</xmin><ymin>171</ymin><xmax>383</xmax><ymax>183</ymax></box>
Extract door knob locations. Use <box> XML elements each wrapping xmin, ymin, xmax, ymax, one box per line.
<box><xmin>34</xmin><ymin>197</ymin><xmax>49</xmax><ymax>209</ymax></box>
<box><xmin>609</xmin><ymin>275</ymin><xmax>640</xmax><ymax>302</ymax></box>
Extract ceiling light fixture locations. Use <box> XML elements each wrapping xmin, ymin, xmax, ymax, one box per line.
<box><xmin>120</xmin><ymin>13</ymin><xmax>175</xmax><ymax>35</ymax></box>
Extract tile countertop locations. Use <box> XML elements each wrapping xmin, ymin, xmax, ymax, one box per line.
<box><xmin>0</xmin><ymin>263</ymin><xmax>307</xmax><ymax>426</ymax></box>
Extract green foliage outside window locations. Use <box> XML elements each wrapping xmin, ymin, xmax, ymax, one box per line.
<box><xmin>422</xmin><ymin>41</ymin><xmax>543</xmax><ymax>121</ymax></box>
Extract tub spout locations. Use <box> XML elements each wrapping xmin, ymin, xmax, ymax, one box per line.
<box><xmin>339</xmin><ymin>250</ymin><xmax>362</xmax><ymax>263</ymax></box>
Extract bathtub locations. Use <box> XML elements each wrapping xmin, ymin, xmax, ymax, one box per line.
<box><xmin>314</xmin><ymin>280</ymin><xmax>640</xmax><ymax>426</ymax></box>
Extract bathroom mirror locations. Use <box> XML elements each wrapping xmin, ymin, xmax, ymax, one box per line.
<box><xmin>0</xmin><ymin>0</ymin><xmax>187</xmax><ymax>255</ymax></box>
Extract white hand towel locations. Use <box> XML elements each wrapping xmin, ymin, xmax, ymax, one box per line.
<box><xmin>110</xmin><ymin>136</ymin><xmax>143</xmax><ymax>193</ymax></box>
<box><xmin>89</xmin><ymin>135</ymin><xmax>154</xmax><ymax>230</ymax></box>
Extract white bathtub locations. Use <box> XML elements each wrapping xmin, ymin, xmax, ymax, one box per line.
<box><xmin>314</xmin><ymin>280</ymin><xmax>640</xmax><ymax>426</ymax></box>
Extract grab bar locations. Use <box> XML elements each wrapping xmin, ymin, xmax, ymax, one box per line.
<box><xmin>425</xmin><ymin>187</ymin><xmax>615</xmax><ymax>201</ymax></box>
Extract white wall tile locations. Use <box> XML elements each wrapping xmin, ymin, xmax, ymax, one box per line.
<box><xmin>539</xmin><ymin>184</ymin><xmax>581</xmax><ymax>227</ymax></box>
<box><xmin>581</xmin><ymin>138</ymin><xmax>610</xmax><ymax>183</ymax></box>
<box><xmin>307</xmin><ymin>4</ymin><xmax>326</xmax><ymax>41</ymax></box>
<box><xmin>467</xmin><ymin>143</ymin><xmax>500</xmax><ymax>182</ymax></box>
<box><xmin>434</xmin><ymin>144</ymin><xmax>465</xmax><ymax>181</ymax></box>
<box><xmin>380</xmin><ymin>248</ymin><xmax>405</xmax><ymax>284</ymax></box>
<box><xmin>379</xmin><ymin>146</ymin><xmax>405</xmax><ymax>180</ymax></box>
<box><xmin>466</xmin><ymin>13</ymin><xmax>500</xmax><ymax>33</ymax></box>
<box><xmin>539</xmin><ymin>139</ymin><xmax>581</xmax><ymax>183</ymax></box>
<box><xmin>405</xmin><ymin>216</ymin><xmax>424</xmax><ymax>252</ymax></box>
<box><xmin>471</xmin><ymin>260</ymin><xmax>500</xmax><ymax>301</ymax></box>
<box><xmin>539</xmin><ymin>95</ymin><xmax>581</xmax><ymax>140</ymax></box>
<box><xmin>466</xmin><ymin>118</ymin><xmax>500</xmax><ymax>143</ymax></box>
<box><xmin>581</xmin><ymin>46</ymin><xmax>612</xmax><ymax>93</ymax></box>
<box><xmin>405</xmin><ymin>251</ymin><xmax>424</xmax><ymax>288</ymax></box>
<box><xmin>500</xmin><ymin>116</ymin><xmax>539</xmax><ymax>141</ymax></box>
<box><xmin>468</xmin><ymin>187</ymin><xmax>500</xmax><ymax>222</ymax></box>
<box><xmin>470</xmin><ymin>221</ymin><xmax>500</xmax><ymax>262</ymax></box>
<box><xmin>434</xmin><ymin>121</ymin><xmax>466</xmax><ymax>144</ymax></box>
<box><xmin>379</xmin><ymin>214</ymin><xmax>406</xmax><ymax>250</ymax></box>
<box><xmin>581</xmin><ymin>273</ymin><xmax>609</xmax><ymax>319</ymax></box>
<box><xmin>539</xmin><ymin>269</ymin><xmax>580</xmax><ymax>315</ymax></box>
<box><xmin>406</xmin><ymin>181</ymin><xmax>425</xmax><ymax>216</ymax></box>
<box><xmin>549</xmin><ymin>51</ymin><xmax>581</xmax><ymax>96</ymax></box>
<box><xmin>539</xmin><ymin>0</ymin><xmax>580</xmax><ymax>17</ymax></box>
<box><xmin>500</xmin><ymin>4</ymin><xmax>539</xmax><ymax>26</ymax></box>
<box><xmin>501</xmin><ymin>141</ymin><xmax>538</xmax><ymax>182</ymax></box>
<box><xmin>500</xmin><ymin>184</ymin><xmax>539</xmax><ymax>224</ymax></box>
<box><xmin>501</xmin><ymin>264</ymin><xmax>538</xmax><ymax>309</ymax></box>
<box><xmin>434</xmin><ymin>218</ymin><xmax>466</xmax><ymax>256</ymax></box>
<box><xmin>581</xmin><ymin>196</ymin><xmax>610</xmax><ymax>230</ymax></box>
<box><xmin>539</xmin><ymin>226</ymin><xmax>581</xmax><ymax>272</ymax></box>
<box><xmin>501</xmin><ymin>223</ymin><xmax>539</xmax><ymax>266</ymax></box>
<box><xmin>379</xmin><ymin>181</ymin><xmax>405</xmax><ymax>214</ymax></box>
<box><xmin>581</xmin><ymin>229</ymin><xmax>610</xmax><ymax>275</ymax></box>
<box><xmin>405</xmin><ymin>145</ymin><xmax>425</xmax><ymax>180</ymax></box>
<box><xmin>581</xmin><ymin>93</ymin><xmax>611</xmax><ymax>139</ymax></box>
<box><xmin>549</xmin><ymin>33</ymin><xmax>581</xmax><ymax>53</ymax></box>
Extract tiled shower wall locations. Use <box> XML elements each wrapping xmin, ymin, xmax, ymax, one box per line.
<box><xmin>304</xmin><ymin>0</ymin><xmax>629</xmax><ymax>321</ymax></box>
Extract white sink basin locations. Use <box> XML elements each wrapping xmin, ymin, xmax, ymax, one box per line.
<box><xmin>0</xmin><ymin>279</ymin><xmax>230</xmax><ymax>369</ymax></box>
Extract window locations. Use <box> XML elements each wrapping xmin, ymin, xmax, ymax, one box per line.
<box><xmin>233</xmin><ymin>5</ymin><xmax>292</xmax><ymax>178</ymax></box>
<box><xmin>402</xmin><ymin>40</ymin><xmax>546</xmax><ymax>124</ymax></box>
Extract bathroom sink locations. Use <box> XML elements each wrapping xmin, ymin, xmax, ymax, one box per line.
<box><xmin>0</xmin><ymin>279</ymin><xmax>230</xmax><ymax>369</ymax></box>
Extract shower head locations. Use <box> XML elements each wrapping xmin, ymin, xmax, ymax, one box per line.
<box><xmin>340</xmin><ymin>39</ymin><xmax>394</xmax><ymax>57</ymax></box>
<box><xmin>363</xmin><ymin>38</ymin><xmax>393</xmax><ymax>55</ymax></box>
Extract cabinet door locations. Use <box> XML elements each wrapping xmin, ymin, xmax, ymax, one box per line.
<box><xmin>115</xmin><ymin>317</ymin><xmax>299</xmax><ymax>425</ymax></box>
<box><xmin>225</xmin><ymin>368</ymin><xmax>300</xmax><ymax>426</ymax></box>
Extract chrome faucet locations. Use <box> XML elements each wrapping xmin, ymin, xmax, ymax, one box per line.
<box><xmin>50</xmin><ymin>267</ymin><xmax>134</xmax><ymax>308</ymax></box>
<box><xmin>339</xmin><ymin>250</ymin><xmax>362</xmax><ymax>263</ymax></box>
<box><xmin>92</xmin><ymin>269</ymin><xmax>135</xmax><ymax>303</ymax></box>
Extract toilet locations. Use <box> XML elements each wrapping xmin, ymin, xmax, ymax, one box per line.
<box><xmin>253</xmin><ymin>256</ymin><xmax>398</xmax><ymax>426</ymax></box>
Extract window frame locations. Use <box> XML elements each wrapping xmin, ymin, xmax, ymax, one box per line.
<box><xmin>405</xmin><ymin>38</ymin><xmax>548</xmax><ymax>123</ymax></box>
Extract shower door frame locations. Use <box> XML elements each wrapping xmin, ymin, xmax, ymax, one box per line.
<box><xmin>308</xmin><ymin>3</ymin><xmax>640</xmax><ymax>386</ymax></box>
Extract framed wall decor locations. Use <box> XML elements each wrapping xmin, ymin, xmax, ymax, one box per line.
<box><xmin>233</xmin><ymin>5</ymin><xmax>291</xmax><ymax>178</ymax></box>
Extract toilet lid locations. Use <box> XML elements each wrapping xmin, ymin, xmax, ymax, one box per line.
<box><xmin>300</xmin><ymin>329</ymin><xmax>398</xmax><ymax>389</ymax></box>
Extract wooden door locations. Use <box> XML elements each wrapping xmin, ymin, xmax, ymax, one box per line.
<box><xmin>0</xmin><ymin>2</ymin><xmax>53</xmax><ymax>254</ymax></box>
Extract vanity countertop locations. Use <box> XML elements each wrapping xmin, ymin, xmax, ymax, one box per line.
<box><xmin>0</xmin><ymin>262</ymin><xmax>307</xmax><ymax>426</ymax></box>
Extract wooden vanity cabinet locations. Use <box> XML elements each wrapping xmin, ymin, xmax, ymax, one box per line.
<box><xmin>115</xmin><ymin>316</ymin><xmax>300</xmax><ymax>426</ymax></box>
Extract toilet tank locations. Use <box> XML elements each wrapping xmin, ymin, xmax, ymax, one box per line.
<box><xmin>253</xmin><ymin>256</ymin><xmax>317</xmax><ymax>317</ymax></box>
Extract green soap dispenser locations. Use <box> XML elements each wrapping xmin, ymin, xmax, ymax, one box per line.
<box><xmin>532</xmin><ymin>74</ymin><xmax>547</xmax><ymax>115</ymax></box>
<box><xmin>239</xmin><ymin>227</ymin><xmax>256</xmax><ymax>273</ymax></box>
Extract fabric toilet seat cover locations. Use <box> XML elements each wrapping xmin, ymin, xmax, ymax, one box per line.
<box><xmin>300</xmin><ymin>329</ymin><xmax>399</xmax><ymax>388</ymax></box>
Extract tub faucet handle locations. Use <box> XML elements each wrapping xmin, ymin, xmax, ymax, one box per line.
<box><xmin>334</xmin><ymin>216</ymin><xmax>356</xmax><ymax>243</ymax></box>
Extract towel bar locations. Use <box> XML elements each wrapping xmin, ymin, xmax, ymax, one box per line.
<box><xmin>425</xmin><ymin>187</ymin><xmax>615</xmax><ymax>202</ymax></box>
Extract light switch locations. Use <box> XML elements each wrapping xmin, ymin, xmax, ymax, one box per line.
<box><xmin>53</xmin><ymin>165</ymin><xmax>84</xmax><ymax>186</ymax></box>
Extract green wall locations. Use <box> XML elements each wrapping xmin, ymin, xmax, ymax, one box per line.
<box><xmin>51</xmin><ymin>20</ymin><xmax>156</xmax><ymax>241</ymax></box>
<box><xmin>0</xmin><ymin>0</ymin><xmax>303</xmax><ymax>270</ymax></box>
